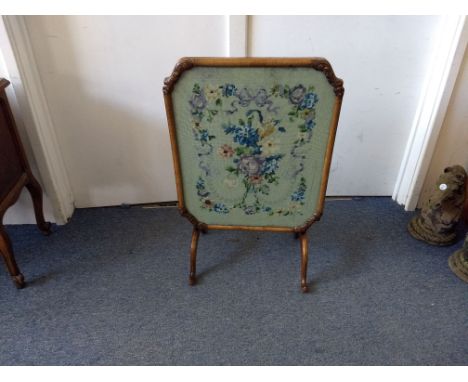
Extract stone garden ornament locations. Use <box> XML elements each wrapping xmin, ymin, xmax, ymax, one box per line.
<box><xmin>408</xmin><ymin>165</ymin><xmax>467</xmax><ymax>246</ymax></box>
<box><xmin>163</xmin><ymin>58</ymin><xmax>344</xmax><ymax>292</ymax></box>
<box><xmin>448</xmin><ymin>233</ymin><xmax>468</xmax><ymax>283</ymax></box>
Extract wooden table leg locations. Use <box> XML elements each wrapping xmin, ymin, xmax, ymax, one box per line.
<box><xmin>0</xmin><ymin>226</ymin><xmax>25</xmax><ymax>289</ymax></box>
<box><xmin>26</xmin><ymin>177</ymin><xmax>52</xmax><ymax>235</ymax></box>
<box><xmin>299</xmin><ymin>232</ymin><xmax>309</xmax><ymax>293</ymax></box>
<box><xmin>189</xmin><ymin>227</ymin><xmax>200</xmax><ymax>286</ymax></box>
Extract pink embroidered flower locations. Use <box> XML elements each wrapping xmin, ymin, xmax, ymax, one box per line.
<box><xmin>217</xmin><ymin>144</ymin><xmax>234</xmax><ymax>158</ymax></box>
<box><xmin>249</xmin><ymin>175</ymin><xmax>263</xmax><ymax>185</ymax></box>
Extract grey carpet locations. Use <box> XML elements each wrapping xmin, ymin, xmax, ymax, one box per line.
<box><xmin>0</xmin><ymin>197</ymin><xmax>467</xmax><ymax>365</ymax></box>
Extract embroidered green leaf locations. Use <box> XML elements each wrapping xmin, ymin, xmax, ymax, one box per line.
<box><xmin>259</xmin><ymin>184</ymin><xmax>270</xmax><ymax>195</ymax></box>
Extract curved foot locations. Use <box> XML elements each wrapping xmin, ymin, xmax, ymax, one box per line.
<box><xmin>189</xmin><ymin>228</ymin><xmax>200</xmax><ymax>287</ymax></box>
<box><xmin>189</xmin><ymin>274</ymin><xmax>197</xmax><ymax>286</ymax></box>
<box><xmin>39</xmin><ymin>222</ymin><xmax>52</xmax><ymax>236</ymax></box>
<box><xmin>12</xmin><ymin>273</ymin><xmax>25</xmax><ymax>289</ymax></box>
<box><xmin>299</xmin><ymin>233</ymin><xmax>309</xmax><ymax>293</ymax></box>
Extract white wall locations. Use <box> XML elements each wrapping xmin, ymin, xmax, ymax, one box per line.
<box><xmin>418</xmin><ymin>47</ymin><xmax>468</xmax><ymax>206</ymax></box>
<box><xmin>2</xmin><ymin>16</ymin><xmax>444</xmax><ymax>223</ymax></box>
<box><xmin>249</xmin><ymin>16</ymin><xmax>442</xmax><ymax>195</ymax></box>
<box><xmin>24</xmin><ymin>15</ymin><xmax>227</xmax><ymax>208</ymax></box>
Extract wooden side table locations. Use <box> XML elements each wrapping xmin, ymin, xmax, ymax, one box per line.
<box><xmin>0</xmin><ymin>78</ymin><xmax>51</xmax><ymax>288</ymax></box>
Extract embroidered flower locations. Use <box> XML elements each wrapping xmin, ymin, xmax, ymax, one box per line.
<box><xmin>213</xmin><ymin>203</ymin><xmax>229</xmax><ymax>214</ymax></box>
<box><xmin>205</xmin><ymin>85</ymin><xmax>221</xmax><ymax>101</ymax></box>
<box><xmin>222</xmin><ymin>84</ymin><xmax>237</xmax><ymax>97</ymax></box>
<box><xmin>224</xmin><ymin>174</ymin><xmax>239</xmax><ymax>188</ymax></box>
<box><xmin>190</xmin><ymin>92</ymin><xmax>207</xmax><ymax>112</ymax></box>
<box><xmin>224</xmin><ymin>123</ymin><xmax>260</xmax><ymax>149</ymax></box>
<box><xmin>202</xmin><ymin>198</ymin><xmax>212</xmax><ymax>208</ymax></box>
<box><xmin>261</xmin><ymin>139</ymin><xmax>279</xmax><ymax>156</ymax></box>
<box><xmin>297</xmin><ymin>132</ymin><xmax>309</xmax><ymax>141</ymax></box>
<box><xmin>192</xmin><ymin>119</ymin><xmax>202</xmax><ymax>130</ymax></box>
<box><xmin>289</xmin><ymin>85</ymin><xmax>306</xmax><ymax>105</ymax></box>
<box><xmin>237</xmin><ymin>88</ymin><xmax>253</xmax><ymax>107</ymax></box>
<box><xmin>259</xmin><ymin>119</ymin><xmax>276</xmax><ymax>138</ymax></box>
<box><xmin>299</xmin><ymin>92</ymin><xmax>319</xmax><ymax>110</ymax></box>
<box><xmin>288</xmin><ymin>202</ymin><xmax>301</xmax><ymax>213</ymax></box>
<box><xmin>261</xmin><ymin>155</ymin><xmax>282</xmax><ymax>175</ymax></box>
<box><xmin>291</xmin><ymin>190</ymin><xmax>305</xmax><ymax>202</ymax></box>
<box><xmin>238</xmin><ymin>155</ymin><xmax>264</xmax><ymax>177</ymax></box>
<box><xmin>249</xmin><ymin>175</ymin><xmax>263</xmax><ymax>185</ymax></box>
<box><xmin>244</xmin><ymin>206</ymin><xmax>256</xmax><ymax>215</ymax></box>
<box><xmin>305</xmin><ymin>118</ymin><xmax>316</xmax><ymax>130</ymax></box>
<box><xmin>217</xmin><ymin>144</ymin><xmax>234</xmax><ymax>158</ymax></box>
<box><xmin>254</xmin><ymin>89</ymin><xmax>269</xmax><ymax>107</ymax></box>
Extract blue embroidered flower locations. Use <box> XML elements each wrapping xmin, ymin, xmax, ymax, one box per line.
<box><xmin>244</xmin><ymin>206</ymin><xmax>256</xmax><ymax>215</ymax></box>
<box><xmin>289</xmin><ymin>85</ymin><xmax>306</xmax><ymax>105</ymax></box>
<box><xmin>305</xmin><ymin>117</ymin><xmax>316</xmax><ymax>131</ymax></box>
<box><xmin>222</xmin><ymin>84</ymin><xmax>237</xmax><ymax>97</ymax></box>
<box><xmin>196</xmin><ymin>178</ymin><xmax>204</xmax><ymax>189</ymax></box>
<box><xmin>196</xmin><ymin>177</ymin><xmax>209</xmax><ymax>197</ymax></box>
<box><xmin>261</xmin><ymin>155</ymin><xmax>282</xmax><ymax>175</ymax></box>
<box><xmin>291</xmin><ymin>177</ymin><xmax>307</xmax><ymax>202</ymax></box>
<box><xmin>299</xmin><ymin>92</ymin><xmax>319</xmax><ymax>110</ymax></box>
<box><xmin>190</xmin><ymin>92</ymin><xmax>207</xmax><ymax>112</ymax></box>
<box><xmin>291</xmin><ymin>190</ymin><xmax>305</xmax><ymax>202</ymax></box>
<box><xmin>224</xmin><ymin>123</ymin><xmax>260</xmax><ymax>149</ymax></box>
<box><xmin>213</xmin><ymin>203</ymin><xmax>229</xmax><ymax>214</ymax></box>
<box><xmin>198</xmin><ymin>130</ymin><xmax>210</xmax><ymax>143</ymax></box>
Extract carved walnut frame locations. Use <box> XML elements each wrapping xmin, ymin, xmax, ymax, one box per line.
<box><xmin>163</xmin><ymin>57</ymin><xmax>344</xmax><ymax>292</ymax></box>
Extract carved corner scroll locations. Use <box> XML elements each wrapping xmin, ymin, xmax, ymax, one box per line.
<box><xmin>163</xmin><ymin>58</ymin><xmax>195</xmax><ymax>95</ymax></box>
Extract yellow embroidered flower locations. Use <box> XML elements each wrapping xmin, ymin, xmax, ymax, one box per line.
<box><xmin>191</xmin><ymin>120</ymin><xmax>202</xmax><ymax>130</ymax></box>
<box><xmin>299</xmin><ymin>108</ymin><xmax>312</xmax><ymax>119</ymax></box>
<box><xmin>259</xmin><ymin>119</ymin><xmax>276</xmax><ymax>138</ymax></box>
<box><xmin>288</xmin><ymin>202</ymin><xmax>301</xmax><ymax>212</ymax></box>
<box><xmin>261</xmin><ymin>139</ymin><xmax>279</xmax><ymax>156</ymax></box>
<box><xmin>205</xmin><ymin>85</ymin><xmax>221</xmax><ymax>101</ymax></box>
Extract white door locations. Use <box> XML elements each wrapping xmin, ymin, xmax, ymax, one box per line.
<box><xmin>23</xmin><ymin>15</ymin><xmax>443</xmax><ymax>207</ymax></box>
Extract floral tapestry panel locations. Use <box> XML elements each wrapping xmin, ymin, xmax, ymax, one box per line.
<box><xmin>171</xmin><ymin>67</ymin><xmax>336</xmax><ymax>227</ymax></box>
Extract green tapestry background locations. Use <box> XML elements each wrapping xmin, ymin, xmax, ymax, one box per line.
<box><xmin>172</xmin><ymin>66</ymin><xmax>336</xmax><ymax>227</ymax></box>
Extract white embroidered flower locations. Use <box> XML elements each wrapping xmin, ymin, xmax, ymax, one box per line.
<box><xmin>297</xmin><ymin>132</ymin><xmax>308</xmax><ymax>141</ymax></box>
<box><xmin>224</xmin><ymin>174</ymin><xmax>239</xmax><ymax>189</ymax></box>
<box><xmin>205</xmin><ymin>84</ymin><xmax>221</xmax><ymax>101</ymax></box>
<box><xmin>261</xmin><ymin>139</ymin><xmax>280</xmax><ymax>156</ymax></box>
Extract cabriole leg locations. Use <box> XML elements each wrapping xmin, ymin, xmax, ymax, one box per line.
<box><xmin>189</xmin><ymin>227</ymin><xmax>200</xmax><ymax>286</ymax></box>
<box><xmin>299</xmin><ymin>232</ymin><xmax>309</xmax><ymax>293</ymax></box>
<box><xmin>26</xmin><ymin>177</ymin><xmax>51</xmax><ymax>236</ymax></box>
<box><xmin>0</xmin><ymin>226</ymin><xmax>25</xmax><ymax>289</ymax></box>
